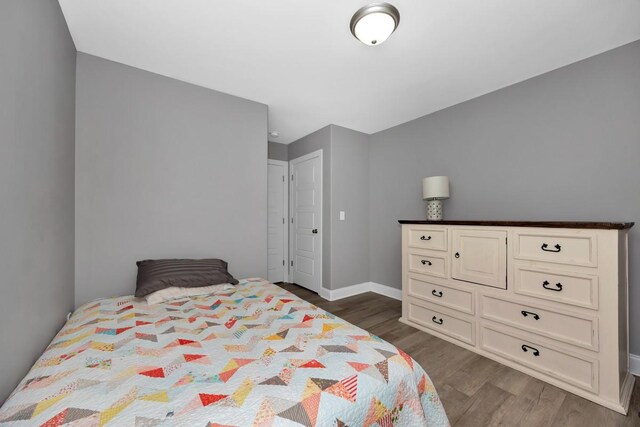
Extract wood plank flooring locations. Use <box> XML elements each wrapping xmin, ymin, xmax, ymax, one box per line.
<box><xmin>276</xmin><ymin>283</ymin><xmax>640</xmax><ymax>427</ymax></box>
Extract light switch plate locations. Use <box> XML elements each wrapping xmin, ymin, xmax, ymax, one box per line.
<box><xmin>339</xmin><ymin>211</ymin><xmax>345</xmax><ymax>221</ymax></box>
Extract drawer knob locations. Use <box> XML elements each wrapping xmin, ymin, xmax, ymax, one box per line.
<box><xmin>420</xmin><ymin>235</ymin><xmax>432</xmax><ymax>241</ymax></box>
<box><xmin>521</xmin><ymin>344</ymin><xmax>540</xmax><ymax>356</ymax></box>
<box><xmin>542</xmin><ymin>280</ymin><xmax>563</xmax><ymax>292</ymax></box>
<box><xmin>521</xmin><ymin>310</ymin><xmax>540</xmax><ymax>320</ymax></box>
<box><xmin>454</xmin><ymin>252</ymin><xmax>460</xmax><ymax>259</ymax></box>
<box><xmin>432</xmin><ymin>289</ymin><xmax>443</xmax><ymax>298</ymax></box>
<box><xmin>541</xmin><ymin>243</ymin><xmax>561</xmax><ymax>253</ymax></box>
<box><xmin>421</xmin><ymin>259</ymin><xmax>432</xmax><ymax>266</ymax></box>
<box><xmin>432</xmin><ymin>316</ymin><xmax>443</xmax><ymax>325</ymax></box>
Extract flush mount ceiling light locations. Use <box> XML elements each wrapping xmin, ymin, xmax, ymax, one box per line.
<box><xmin>269</xmin><ymin>131</ymin><xmax>280</xmax><ymax>138</ymax></box>
<box><xmin>350</xmin><ymin>3</ymin><xmax>400</xmax><ymax>46</ymax></box>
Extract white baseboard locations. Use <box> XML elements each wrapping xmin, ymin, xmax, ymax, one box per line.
<box><xmin>318</xmin><ymin>287</ymin><xmax>331</xmax><ymax>301</ymax></box>
<box><xmin>630</xmin><ymin>354</ymin><xmax>640</xmax><ymax>376</ymax></box>
<box><xmin>370</xmin><ymin>282</ymin><xmax>403</xmax><ymax>300</ymax></box>
<box><xmin>319</xmin><ymin>282</ymin><xmax>401</xmax><ymax>302</ymax></box>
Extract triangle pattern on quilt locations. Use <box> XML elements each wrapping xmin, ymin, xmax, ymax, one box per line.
<box><xmin>278</xmin><ymin>402</ymin><xmax>312</xmax><ymax>426</ymax></box>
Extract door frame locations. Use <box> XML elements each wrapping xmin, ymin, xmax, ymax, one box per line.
<box><xmin>268</xmin><ymin>159</ymin><xmax>289</xmax><ymax>283</ymax></box>
<box><xmin>289</xmin><ymin>149</ymin><xmax>323</xmax><ymax>293</ymax></box>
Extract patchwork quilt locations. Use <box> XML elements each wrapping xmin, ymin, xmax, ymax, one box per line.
<box><xmin>0</xmin><ymin>279</ymin><xmax>448</xmax><ymax>426</ymax></box>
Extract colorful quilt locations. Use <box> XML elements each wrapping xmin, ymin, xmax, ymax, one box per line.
<box><xmin>0</xmin><ymin>279</ymin><xmax>448</xmax><ymax>426</ymax></box>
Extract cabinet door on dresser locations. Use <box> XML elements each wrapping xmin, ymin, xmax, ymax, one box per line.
<box><xmin>452</xmin><ymin>229</ymin><xmax>507</xmax><ymax>289</ymax></box>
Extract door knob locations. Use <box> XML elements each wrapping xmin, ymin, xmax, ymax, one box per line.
<box><xmin>455</xmin><ymin>252</ymin><xmax>460</xmax><ymax>258</ymax></box>
<box><xmin>312</xmin><ymin>229</ymin><xmax>318</xmax><ymax>234</ymax></box>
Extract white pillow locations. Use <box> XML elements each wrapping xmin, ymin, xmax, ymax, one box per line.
<box><xmin>145</xmin><ymin>283</ymin><xmax>234</xmax><ymax>305</ymax></box>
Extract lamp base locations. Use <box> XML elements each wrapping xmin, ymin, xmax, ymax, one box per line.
<box><xmin>426</xmin><ymin>200</ymin><xmax>444</xmax><ymax>221</ymax></box>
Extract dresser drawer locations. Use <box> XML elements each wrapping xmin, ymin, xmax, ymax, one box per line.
<box><xmin>408</xmin><ymin>251</ymin><xmax>448</xmax><ymax>279</ymax></box>
<box><xmin>407</xmin><ymin>275</ymin><xmax>474</xmax><ymax>314</ymax></box>
<box><xmin>513</xmin><ymin>230</ymin><xmax>597</xmax><ymax>267</ymax></box>
<box><xmin>514</xmin><ymin>266</ymin><xmax>599</xmax><ymax>310</ymax></box>
<box><xmin>408</xmin><ymin>227</ymin><xmax>447</xmax><ymax>251</ymax></box>
<box><xmin>480</xmin><ymin>325</ymin><xmax>598</xmax><ymax>392</ymax></box>
<box><xmin>408</xmin><ymin>300</ymin><xmax>475</xmax><ymax>345</ymax></box>
<box><xmin>480</xmin><ymin>295</ymin><xmax>598</xmax><ymax>350</ymax></box>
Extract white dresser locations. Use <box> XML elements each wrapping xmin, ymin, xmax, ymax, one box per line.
<box><xmin>399</xmin><ymin>220</ymin><xmax>634</xmax><ymax>414</ymax></box>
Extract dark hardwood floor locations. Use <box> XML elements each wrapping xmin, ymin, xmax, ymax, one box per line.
<box><xmin>276</xmin><ymin>283</ymin><xmax>640</xmax><ymax>427</ymax></box>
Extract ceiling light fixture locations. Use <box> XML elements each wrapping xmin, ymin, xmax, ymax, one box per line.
<box><xmin>350</xmin><ymin>3</ymin><xmax>400</xmax><ymax>46</ymax></box>
<box><xmin>269</xmin><ymin>131</ymin><xmax>280</xmax><ymax>138</ymax></box>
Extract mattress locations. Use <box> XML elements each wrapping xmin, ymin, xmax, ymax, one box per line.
<box><xmin>0</xmin><ymin>278</ymin><xmax>448</xmax><ymax>426</ymax></box>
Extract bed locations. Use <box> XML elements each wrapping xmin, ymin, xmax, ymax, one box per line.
<box><xmin>0</xmin><ymin>278</ymin><xmax>448</xmax><ymax>426</ymax></box>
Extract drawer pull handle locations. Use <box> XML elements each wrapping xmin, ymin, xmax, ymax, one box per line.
<box><xmin>454</xmin><ymin>252</ymin><xmax>460</xmax><ymax>259</ymax></box>
<box><xmin>420</xmin><ymin>235</ymin><xmax>432</xmax><ymax>241</ymax></box>
<box><xmin>521</xmin><ymin>310</ymin><xmax>540</xmax><ymax>320</ymax></box>
<box><xmin>542</xmin><ymin>280</ymin><xmax>563</xmax><ymax>292</ymax></box>
<box><xmin>432</xmin><ymin>316</ymin><xmax>443</xmax><ymax>325</ymax></box>
<box><xmin>521</xmin><ymin>344</ymin><xmax>540</xmax><ymax>356</ymax></box>
<box><xmin>432</xmin><ymin>289</ymin><xmax>443</xmax><ymax>298</ymax></box>
<box><xmin>421</xmin><ymin>259</ymin><xmax>432</xmax><ymax>266</ymax></box>
<box><xmin>541</xmin><ymin>243</ymin><xmax>561</xmax><ymax>253</ymax></box>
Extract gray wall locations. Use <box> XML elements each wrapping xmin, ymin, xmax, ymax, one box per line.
<box><xmin>330</xmin><ymin>126</ymin><xmax>370</xmax><ymax>288</ymax></box>
<box><xmin>75</xmin><ymin>53</ymin><xmax>268</xmax><ymax>306</ymax></box>
<box><xmin>369</xmin><ymin>40</ymin><xmax>640</xmax><ymax>352</ymax></box>
<box><xmin>268</xmin><ymin>141</ymin><xmax>288</xmax><ymax>161</ymax></box>
<box><xmin>0</xmin><ymin>0</ymin><xmax>76</xmax><ymax>403</ymax></box>
<box><xmin>288</xmin><ymin>126</ymin><xmax>332</xmax><ymax>289</ymax></box>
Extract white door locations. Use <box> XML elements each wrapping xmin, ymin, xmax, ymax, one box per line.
<box><xmin>451</xmin><ymin>229</ymin><xmax>507</xmax><ymax>289</ymax></box>
<box><xmin>290</xmin><ymin>150</ymin><xmax>322</xmax><ymax>292</ymax></box>
<box><xmin>267</xmin><ymin>160</ymin><xmax>288</xmax><ymax>283</ymax></box>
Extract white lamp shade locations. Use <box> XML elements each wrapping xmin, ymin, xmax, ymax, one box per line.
<box><xmin>422</xmin><ymin>176</ymin><xmax>450</xmax><ymax>200</ymax></box>
<box><xmin>353</xmin><ymin>12</ymin><xmax>396</xmax><ymax>46</ymax></box>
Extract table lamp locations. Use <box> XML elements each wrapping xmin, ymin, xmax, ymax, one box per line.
<box><xmin>422</xmin><ymin>176</ymin><xmax>450</xmax><ymax>221</ymax></box>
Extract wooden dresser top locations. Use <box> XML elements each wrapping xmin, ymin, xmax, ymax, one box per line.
<box><xmin>397</xmin><ymin>220</ymin><xmax>634</xmax><ymax>230</ymax></box>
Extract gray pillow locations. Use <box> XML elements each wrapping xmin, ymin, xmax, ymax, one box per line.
<box><xmin>135</xmin><ymin>258</ymin><xmax>239</xmax><ymax>298</ymax></box>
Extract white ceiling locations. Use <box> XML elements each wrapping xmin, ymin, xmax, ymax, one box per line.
<box><xmin>59</xmin><ymin>0</ymin><xmax>640</xmax><ymax>144</ymax></box>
